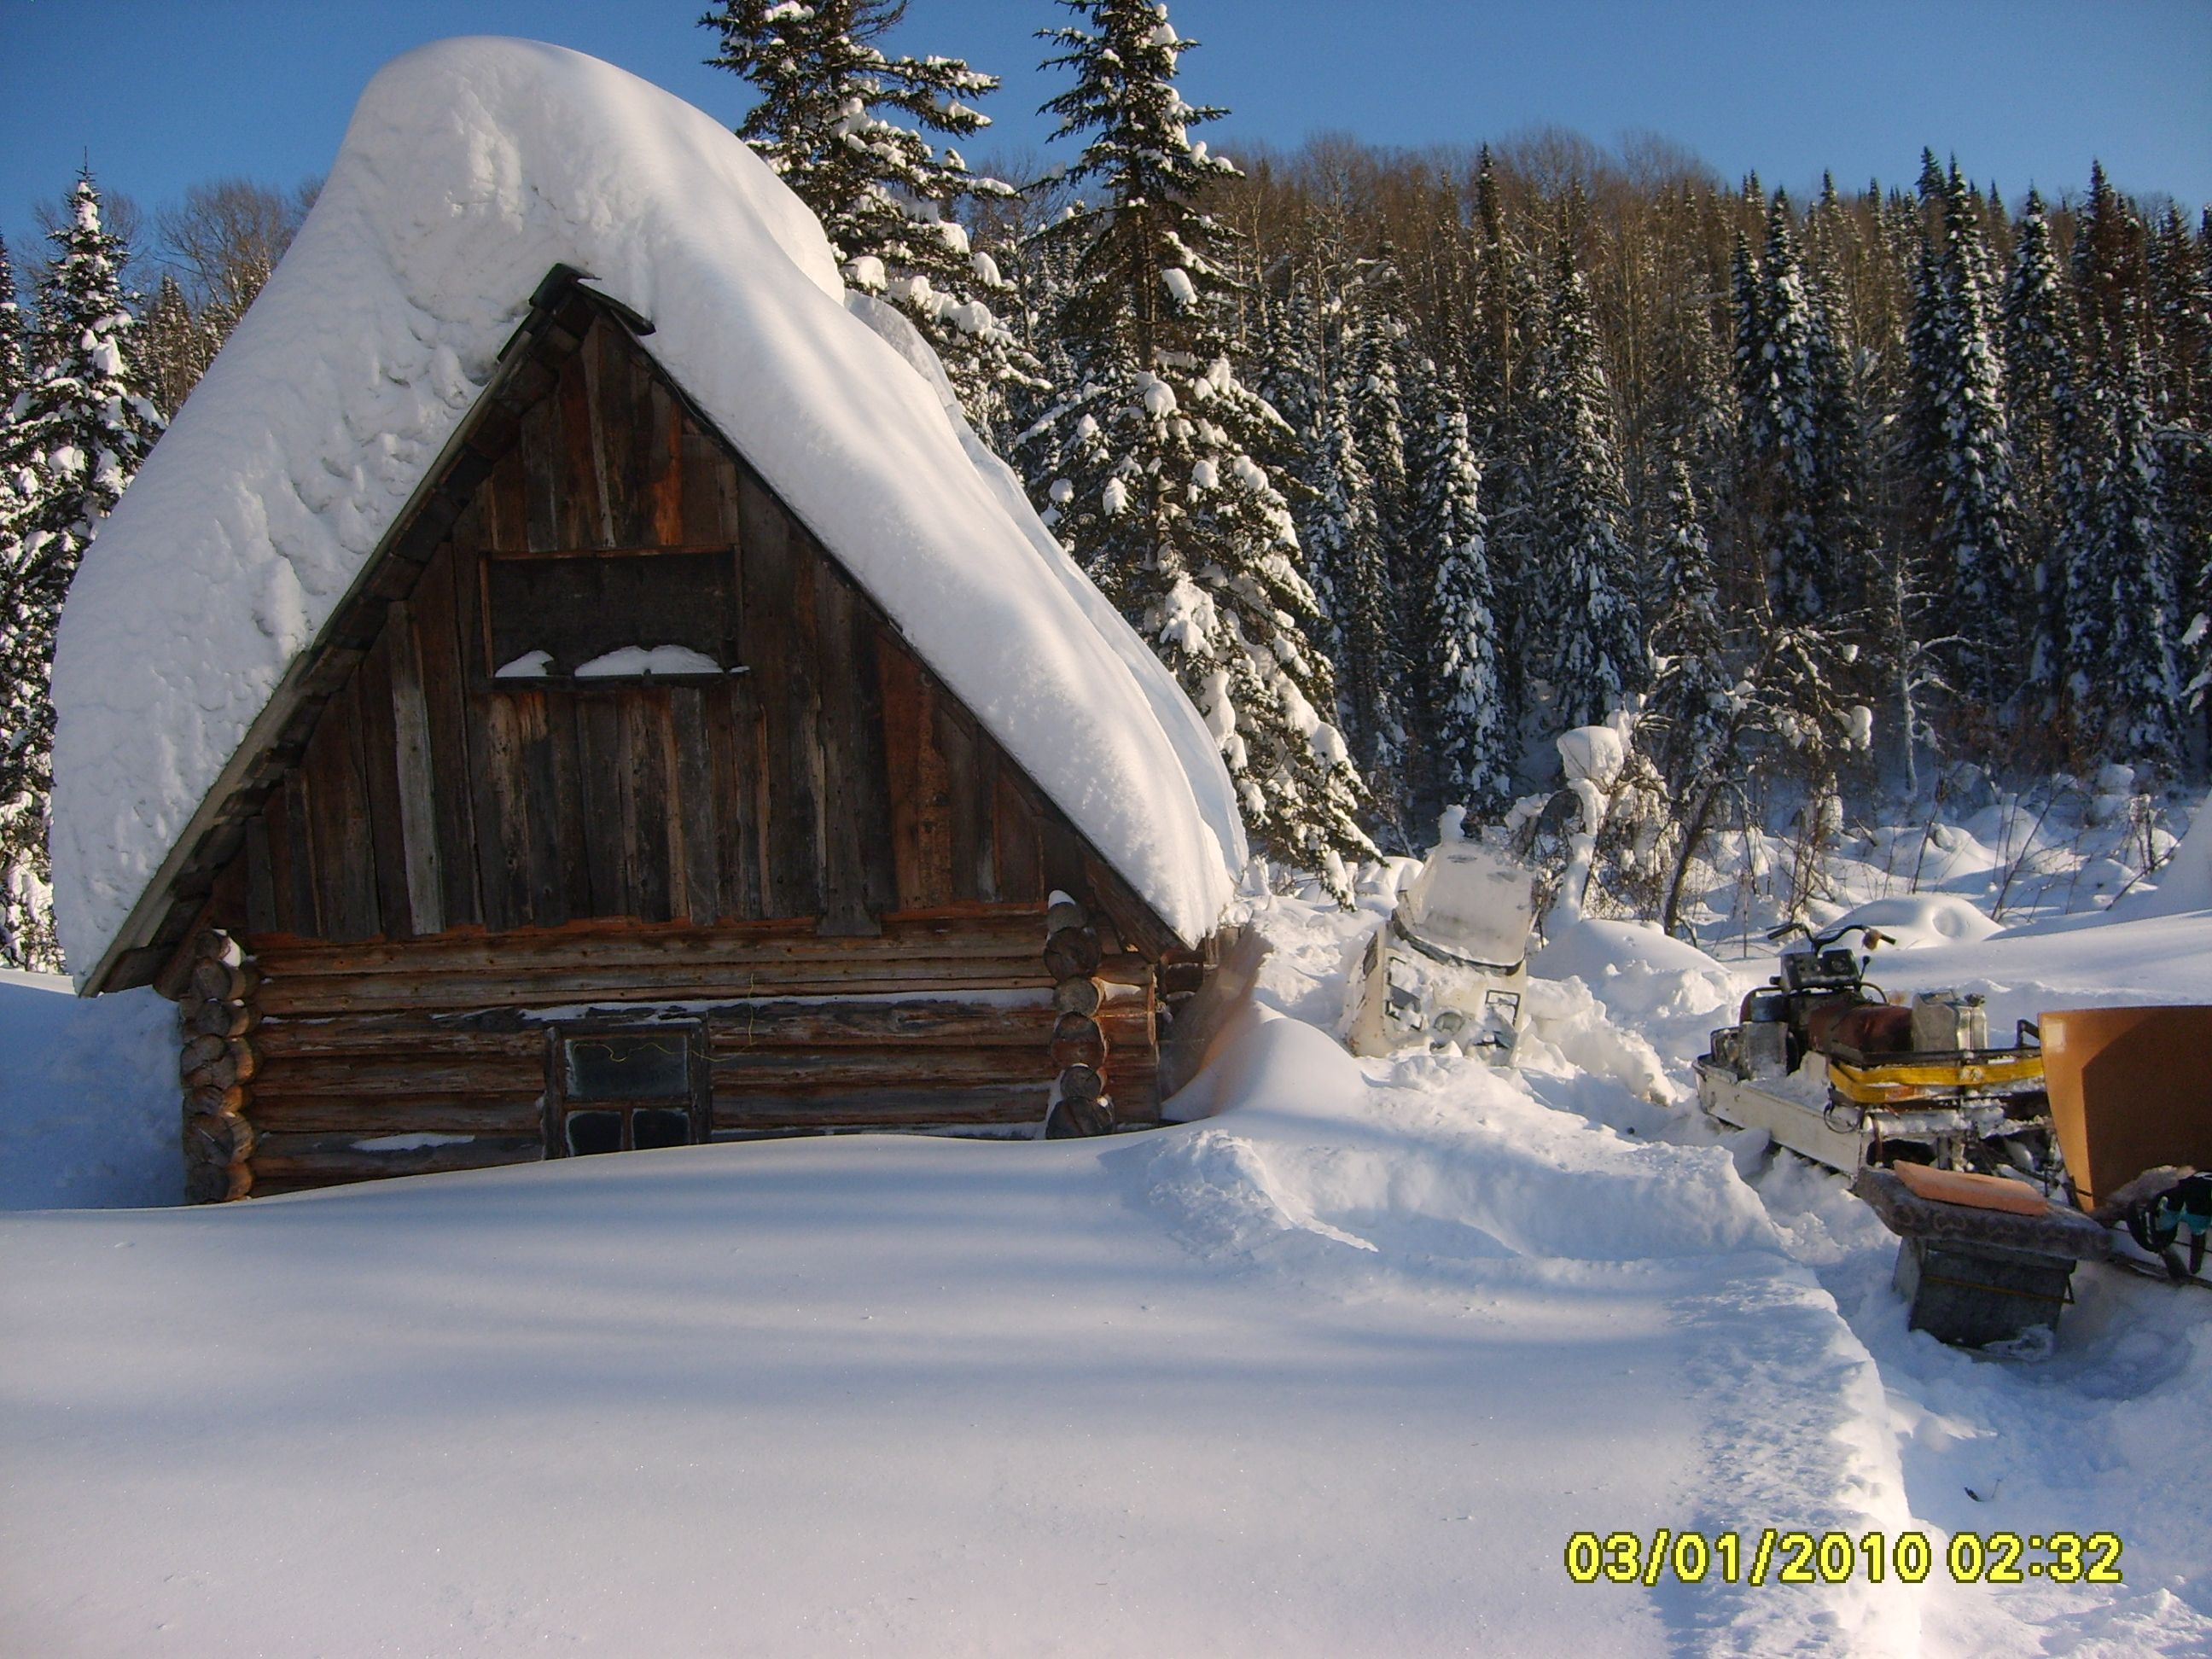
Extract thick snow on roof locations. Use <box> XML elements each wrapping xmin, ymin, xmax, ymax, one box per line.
<box><xmin>52</xmin><ymin>37</ymin><xmax>1246</xmax><ymax>975</ymax></box>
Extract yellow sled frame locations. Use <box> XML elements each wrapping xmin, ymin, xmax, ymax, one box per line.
<box><xmin>1826</xmin><ymin>1050</ymin><xmax>2046</xmax><ymax>1106</ymax></box>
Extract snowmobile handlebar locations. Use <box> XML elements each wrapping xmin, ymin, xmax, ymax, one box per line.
<box><xmin>1766</xmin><ymin>919</ymin><xmax>1898</xmax><ymax>953</ymax></box>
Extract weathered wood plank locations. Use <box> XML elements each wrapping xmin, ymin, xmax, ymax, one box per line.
<box><xmin>876</xmin><ymin>632</ymin><xmax>955</xmax><ymax>909</ymax></box>
<box><xmin>646</xmin><ymin>375</ymin><xmax>685</xmax><ymax>545</ymax></box>
<box><xmin>302</xmin><ymin>674</ymin><xmax>380</xmax><ymax>942</ymax></box>
<box><xmin>353</xmin><ymin>631</ymin><xmax>414</xmax><ymax>937</ymax></box>
<box><xmin>255</xmin><ymin>1021</ymin><xmax>545</xmax><ymax>1061</ymax></box>
<box><xmin>266</xmin><ymin>771</ymin><xmax>317</xmax><ymax>937</ymax></box>
<box><xmin>811</xmin><ymin>561</ymin><xmax>883</xmax><ymax>935</ymax></box>
<box><xmin>557</xmin><ymin>341</ymin><xmax>606</xmax><ymax>549</ymax></box>
<box><xmin>935</xmin><ymin>697</ymin><xmax>987</xmax><ymax>905</ymax></box>
<box><xmin>243</xmin><ymin>813</ymin><xmax>277</xmax><ymax>936</ymax></box>
<box><xmin>518</xmin><ymin>387</ymin><xmax>560</xmax><ymax>552</ymax></box>
<box><xmin>410</xmin><ymin>541</ymin><xmax>482</xmax><ymax>929</ymax></box>
<box><xmin>712</xmin><ymin>1086</ymin><xmax>1044</xmax><ymax>1131</ymax></box>
<box><xmin>708</xmin><ymin>998</ymin><xmax>1055</xmax><ymax>1049</ymax></box>
<box><xmin>678</xmin><ymin>428</ymin><xmax>727</xmax><ymax>547</ymax></box>
<box><xmin>669</xmin><ymin>686</ymin><xmax>721</xmax><ymax>925</ymax></box>
<box><xmin>257</xmin><ymin>958</ymin><xmax>1053</xmax><ymax>1016</ymax></box>
<box><xmin>387</xmin><ymin>601</ymin><xmax>445</xmax><ymax>936</ymax></box>
<box><xmin>250</xmin><ymin>1133</ymin><xmax>544</xmax><ymax>1183</ymax></box>
<box><xmin>621</xmin><ymin>688</ymin><xmax>675</xmax><ymax>923</ymax></box>
<box><xmin>741</xmin><ymin>467</ymin><xmax>822</xmax><ymax>919</ymax></box>
<box><xmin>706</xmin><ymin>675</ymin><xmax>764</xmax><ymax>921</ymax></box>
<box><xmin>573</xmin><ymin>693</ymin><xmax>626</xmax><ymax>917</ymax></box>
<box><xmin>253</xmin><ymin>909</ymin><xmax>1048</xmax><ymax>975</ymax></box>
<box><xmin>452</xmin><ymin>529</ymin><xmax>522</xmax><ymax>933</ymax></box>
<box><xmin>479</xmin><ymin>692</ymin><xmax>538</xmax><ymax>929</ymax></box>
<box><xmin>713</xmin><ymin>1048</ymin><xmax>1047</xmax><ymax>1090</ymax></box>
<box><xmin>247</xmin><ymin>1096</ymin><xmax>544</xmax><ymax>1136</ymax></box>
<box><xmin>512</xmin><ymin>688</ymin><xmax>571</xmax><ymax>928</ymax></box>
<box><xmin>992</xmin><ymin>765</ymin><xmax>1044</xmax><ymax>904</ymax></box>
<box><xmin>253</xmin><ymin>1053</ymin><xmax>541</xmax><ymax>1095</ymax></box>
<box><xmin>486</xmin><ymin>443</ymin><xmax>528</xmax><ymax>554</ymax></box>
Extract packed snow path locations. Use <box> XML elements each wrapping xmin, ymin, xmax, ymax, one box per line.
<box><xmin>5</xmin><ymin>1014</ymin><xmax>1910</xmax><ymax>1657</ymax></box>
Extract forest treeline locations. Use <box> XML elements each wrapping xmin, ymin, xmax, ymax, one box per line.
<box><xmin>2</xmin><ymin>0</ymin><xmax>2206</xmax><ymax>969</ymax></box>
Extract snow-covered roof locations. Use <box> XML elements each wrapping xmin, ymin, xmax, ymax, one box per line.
<box><xmin>52</xmin><ymin>37</ymin><xmax>1246</xmax><ymax>982</ymax></box>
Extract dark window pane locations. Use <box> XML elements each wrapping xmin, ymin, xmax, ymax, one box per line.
<box><xmin>566</xmin><ymin>1109</ymin><xmax>623</xmax><ymax>1156</ymax></box>
<box><xmin>565</xmin><ymin>1033</ymin><xmax>690</xmax><ymax>1100</ymax></box>
<box><xmin>632</xmin><ymin>1109</ymin><xmax>693</xmax><ymax>1150</ymax></box>
<box><xmin>486</xmin><ymin>550</ymin><xmax>739</xmax><ymax>679</ymax></box>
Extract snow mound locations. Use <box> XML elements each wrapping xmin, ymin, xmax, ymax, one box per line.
<box><xmin>2108</xmin><ymin>790</ymin><xmax>2211</xmax><ymax>920</ymax></box>
<box><xmin>1824</xmin><ymin>894</ymin><xmax>2002</xmax><ymax>952</ymax></box>
<box><xmin>1529</xmin><ymin>917</ymin><xmax>1750</xmax><ymax>1075</ymax></box>
<box><xmin>52</xmin><ymin>36</ymin><xmax>1244</xmax><ymax>976</ymax></box>
<box><xmin>0</xmin><ymin>972</ymin><xmax>180</xmax><ymax>1210</ymax></box>
<box><xmin>1139</xmin><ymin>1008</ymin><xmax>1778</xmax><ymax>1261</ymax></box>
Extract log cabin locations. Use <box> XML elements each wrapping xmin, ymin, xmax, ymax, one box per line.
<box><xmin>49</xmin><ymin>40</ymin><xmax>1254</xmax><ymax>1202</ymax></box>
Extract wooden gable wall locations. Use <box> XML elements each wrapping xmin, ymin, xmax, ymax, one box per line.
<box><xmin>244</xmin><ymin>309</ymin><xmax>1100</xmax><ymax>943</ymax></box>
<box><xmin>175</xmin><ymin>292</ymin><xmax>1202</xmax><ymax>1198</ymax></box>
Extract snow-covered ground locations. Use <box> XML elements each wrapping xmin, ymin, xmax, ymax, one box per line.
<box><xmin>0</xmin><ymin>971</ymin><xmax>178</xmax><ymax>1212</ymax></box>
<box><xmin>3</xmin><ymin>803</ymin><xmax>2209</xmax><ymax>1656</ymax></box>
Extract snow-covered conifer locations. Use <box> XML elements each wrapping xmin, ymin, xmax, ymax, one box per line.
<box><xmin>2148</xmin><ymin>203</ymin><xmax>2212</xmax><ymax>737</ymax></box>
<box><xmin>1907</xmin><ymin>162</ymin><xmax>2017</xmax><ymax>703</ymax></box>
<box><xmin>2064</xmin><ymin>166</ymin><xmax>2183</xmax><ymax>763</ymax></box>
<box><xmin>136</xmin><ymin>272</ymin><xmax>217</xmax><ymax>418</ymax></box>
<box><xmin>2001</xmin><ymin>189</ymin><xmax>2078</xmax><ymax>703</ymax></box>
<box><xmin>1734</xmin><ymin>197</ymin><xmax>1830</xmax><ymax>624</ymax></box>
<box><xmin>1525</xmin><ymin>203</ymin><xmax>1644</xmax><ymax>731</ymax></box>
<box><xmin>1022</xmin><ymin>0</ymin><xmax>1371</xmax><ymax>888</ymax></box>
<box><xmin>1643</xmin><ymin>461</ymin><xmax>1732</xmax><ymax>791</ymax></box>
<box><xmin>701</xmin><ymin>0</ymin><xmax>1039</xmax><ymax>432</ymax></box>
<box><xmin>0</xmin><ymin>176</ymin><xmax>161</xmax><ymax>968</ymax></box>
<box><xmin>0</xmin><ymin>237</ymin><xmax>23</xmax><ymax>409</ymax></box>
<box><xmin>1403</xmin><ymin>373</ymin><xmax>1507</xmax><ymax>817</ymax></box>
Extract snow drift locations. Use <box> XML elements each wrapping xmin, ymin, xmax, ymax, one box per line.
<box><xmin>51</xmin><ymin>36</ymin><xmax>1246</xmax><ymax>977</ymax></box>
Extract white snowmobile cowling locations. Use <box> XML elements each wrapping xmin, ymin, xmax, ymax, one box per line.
<box><xmin>1396</xmin><ymin>841</ymin><xmax>1537</xmax><ymax>969</ymax></box>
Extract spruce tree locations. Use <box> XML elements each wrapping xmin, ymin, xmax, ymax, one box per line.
<box><xmin>1908</xmin><ymin>162</ymin><xmax>2017</xmax><ymax>705</ymax></box>
<box><xmin>1295</xmin><ymin>246</ymin><xmax>1413</xmax><ymax>818</ymax></box>
<box><xmin>701</xmin><ymin>0</ymin><xmax>1038</xmax><ymax>434</ymax></box>
<box><xmin>0</xmin><ymin>176</ymin><xmax>161</xmax><ymax>969</ymax></box>
<box><xmin>1403</xmin><ymin>374</ymin><xmax>1507</xmax><ymax>818</ymax></box>
<box><xmin>1464</xmin><ymin>148</ymin><xmax>1535</xmax><ymax>738</ymax></box>
<box><xmin>2067</xmin><ymin>166</ymin><xmax>2182</xmax><ymax>764</ymax></box>
<box><xmin>1734</xmin><ymin>197</ymin><xmax>1829</xmax><ymax>625</ymax></box>
<box><xmin>2149</xmin><ymin>203</ymin><xmax>2212</xmax><ymax>753</ymax></box>
<box><xmin>0</xmin><ymin>237</ymin><xmax>23</xmax><ymax>409</ymax></box>
<box><xmin>2000</xmin><ymin>189</ymin><xmax>2078</xmax><ymax>708</ymax></box>
<box><xmin>1022</xmin><ymin>0</ymin><xmax>1371</xmax><ymax>888</ymax></box>
<box><xmin>1525</xmin><ymin>200</ymin><xmax>1644</xmax><ymax>731</ymax></box>
<box><xmin>1302</xmin><ymin>283</ymin><xmax>1395</xmax><ymax>794</ymax></box>
<box><xmin>1644</xmin><ymin>461</ymin><xmax>1732</xmax><ymax>791</ymax></box>
<box><xmin>136</xmin><ymin>272</ymin><xmax>216</xmax><ymax>419</ymax></box>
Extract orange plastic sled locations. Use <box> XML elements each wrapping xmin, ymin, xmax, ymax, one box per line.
<box><xmin>2040</xmin><ymin>1005</ymin><xmax>2212</xmax><ymax>1211</ymax></box>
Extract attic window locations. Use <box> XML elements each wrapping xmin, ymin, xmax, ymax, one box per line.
<box><xmin>546</xmin><ymin>1023</ymin><xmax>708</xmax><ymax>1156</ymax></box>
<box><xmin>484</xmin><ymin>547</ymin><xmax>743</xmax><ymax>684</ymax></box>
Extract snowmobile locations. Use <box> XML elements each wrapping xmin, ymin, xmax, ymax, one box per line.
<box><xmin>1346</xmin><ymin>838</ymin><xmax>1537</xmax><ymax>1062</ymax></box>
<box><xmin>1697</xmin><ymin>918</ymin><xmax>2055</xmax><ymax>1178</ymax></box>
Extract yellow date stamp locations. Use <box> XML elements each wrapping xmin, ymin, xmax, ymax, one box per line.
<box><xmin>1565</xmin><ymin>1529</ymin><xmax>2123</xmax><ymax>1586</ymax></box>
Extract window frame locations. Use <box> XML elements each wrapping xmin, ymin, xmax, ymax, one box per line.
<box><xmin>542</xmin><ymin>1018</ymin><xmax>712</xmax><ymax>1158</ymax></box>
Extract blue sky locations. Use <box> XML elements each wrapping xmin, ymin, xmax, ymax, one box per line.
<box><xmin>3</xmin><ymin>0</ymin><xmax>2207</xmax><ymax>263</ymax></box>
